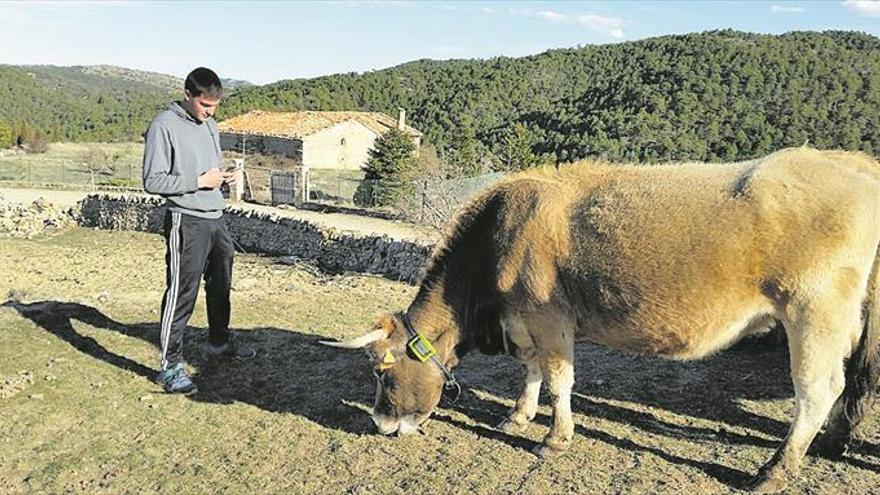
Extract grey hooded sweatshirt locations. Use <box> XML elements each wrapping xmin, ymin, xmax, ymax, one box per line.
<box><xmin>142</xmin><ymin>101</ymin><xmax>225</xmax><ymax>219</ymax></box>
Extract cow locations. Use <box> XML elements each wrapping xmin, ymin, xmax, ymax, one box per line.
<box><xmin>322</xmin><ymin>147</ymin><xmax>880</xmax><ymax>492</ymax></box>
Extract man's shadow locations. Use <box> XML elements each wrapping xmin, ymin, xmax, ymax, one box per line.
<box><xmin>2</xmin><ymin>299</ymin><xmax>378</xmax><ymax>434</ymax></box>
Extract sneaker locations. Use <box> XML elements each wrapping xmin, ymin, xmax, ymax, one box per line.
<box><xmin>206</xmin><ymin>335</ymin><xmax>257</xmax><ymax>360</ymax></box>
<box><xmin>155</xmin><ymin>362</ymin><xmax>197</xmax><ymax>394</ymax></box>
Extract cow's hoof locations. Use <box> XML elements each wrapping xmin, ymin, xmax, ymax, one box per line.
<box><xmin>496</xmin><ymin>418</ymin><xmax>529</xmax><ymax>435</ymax></box>
<box><xmin>812</xmin><ymin>435</ymin><xmax>848</xmax><ymax>459</ymax></box>
<box><xmin>744</xmin><ymin>472</ymin><xmax>788</xmax><ymax>493</ymax></box>
<box><xmin>532</xmin><ymin>440</ymin><xmax>570</xmax><ymax>458</ymax></box>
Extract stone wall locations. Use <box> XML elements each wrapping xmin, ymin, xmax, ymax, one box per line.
<box><xmin>76</xmin><ymin>195</ymin><xmax>433</xmax><ymax>284</ymax></box>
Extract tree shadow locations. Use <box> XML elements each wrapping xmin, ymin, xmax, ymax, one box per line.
<box><xmin>2</xmin><ymin>299</ymin><xmax>378</xmax><ymax>435</ymax></box>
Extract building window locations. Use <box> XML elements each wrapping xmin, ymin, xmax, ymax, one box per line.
<box><xmin>340</xmin><ymin>138</ymin><xmax>346</xmax><ymax>146</ymax></box>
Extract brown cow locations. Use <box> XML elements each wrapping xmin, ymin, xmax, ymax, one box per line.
<box><xmin>323</xmin><ymin>148</ymin><xmax>880</xmax><ymax>492</ymax></box>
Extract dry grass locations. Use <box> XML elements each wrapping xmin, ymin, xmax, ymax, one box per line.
<box><xmin>2</xmin><ymin>228</ymin><xmax>880</xmax><ymax>494</ymax></box>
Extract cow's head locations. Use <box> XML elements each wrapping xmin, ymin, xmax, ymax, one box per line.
<box><xmin>322</xmin><ymin>313</ymin><xmax>454</xmax><ymax>435</ymax></box>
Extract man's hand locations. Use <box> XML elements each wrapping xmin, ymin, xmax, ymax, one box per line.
<box><xmin>222</xmin><ymin>170</ymin><xmax>238</xmax><ymax>186</ymax></box>
<box><xmin>198</xmin><ymin>168</ymin><xmax>227</xmax><ymax>189</ymax></box>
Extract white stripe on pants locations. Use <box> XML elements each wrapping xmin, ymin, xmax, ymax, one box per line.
<box><xmin>160</xmin><ymin>211</ymin><xmax>182</xmax><ymax>370</ymax></box>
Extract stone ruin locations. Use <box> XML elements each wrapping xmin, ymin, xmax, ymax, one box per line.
<box><xmin>0</xmin><ymin>194</ymin><xmax>75</xmax><ymax>239</ymax></box>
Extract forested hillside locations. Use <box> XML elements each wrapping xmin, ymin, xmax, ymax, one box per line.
<box><xmin>3</xmin><ymin>31</ymin><xmax>879</xmax><ymax>165</ymax></box>
<box><xmin>221</xmin><ymin>30</ymin><xmax>880</xmax><ymax>163</ymax></box>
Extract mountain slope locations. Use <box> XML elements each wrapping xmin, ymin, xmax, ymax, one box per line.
<box><xmin>0</xmin><ymin>64</ymin><xmax>179</xmax><ymax>141</ymax></box>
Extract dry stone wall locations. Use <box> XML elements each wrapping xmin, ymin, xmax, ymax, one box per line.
<box><xmin>76</xmin><ymin>194</ymin><xmax>432</xmax><ymax>284</ymax></box>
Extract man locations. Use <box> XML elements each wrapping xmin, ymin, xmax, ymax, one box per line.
<box><xmin>142</xmin><ymin>67</ymin><xmax>256</xmax><ymax>394</ymax></box>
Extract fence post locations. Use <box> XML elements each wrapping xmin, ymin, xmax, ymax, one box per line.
<box><xmin>421</xmin><ymin>179</ymin><xmax>427</xmax><ymax>222</ymax></box>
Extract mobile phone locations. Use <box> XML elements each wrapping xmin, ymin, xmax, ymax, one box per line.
<box><xmin>224</xmin><ymin>161</ymin><xmax>243</xmax><ymax>173</ymax></box>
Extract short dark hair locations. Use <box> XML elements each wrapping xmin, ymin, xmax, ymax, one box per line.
<box><xmin>184</xmin><ymin>67</ymin><xmax>223</xmax><ymax>99</ymax></box>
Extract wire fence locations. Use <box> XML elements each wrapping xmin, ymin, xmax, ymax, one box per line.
<box><xmin>307</xmin><ymin>169</ymin><xmax>365</xmax><ymax>205</ymax></box>
<box><xmin>306</xmin><ymin>170</ymin><xmax>506</xmax><ymax>210</ymax></box>
<box><xmin>0</xmin><ymin>155</ymin><xmax>373</xmax><ymax>201</ymax></box>
<box><xmin>0</xmin><ymin>159</ymin><xmax>142</xmax><ymax>188</ymax></box>
<box><xmin>0</xmin><ymin>153</ymin><xmax>507</xmax><ymax>224</ymax></box>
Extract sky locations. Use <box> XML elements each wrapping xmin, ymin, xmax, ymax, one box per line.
<box><xmin>1</xmin><ymin>0</ymin><xmax>879</xmax><ymax>85</ymax></box>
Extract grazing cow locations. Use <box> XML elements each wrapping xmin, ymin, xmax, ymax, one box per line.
<box><xmin>323</xmin><ymin>148</ymin><xmax>880</xmax><ymax>492</ymax></box>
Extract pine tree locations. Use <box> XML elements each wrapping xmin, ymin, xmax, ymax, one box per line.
<box><xmin>447</xmin><ymin>113</ymin><xmax>481</xmax><ymax>177</ymax></box>
<box><xmin>499</xmin><ymin>123</ymin><xmax>539</xmax><ymax>171</ymax></box>
<box><xmin>354</xmin><ymin>129</ymin><xmax>416</xmax><ymax>207</ymax></box>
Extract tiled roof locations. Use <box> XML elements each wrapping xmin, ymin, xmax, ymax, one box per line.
<box><xmin>218</xmin><ymin>110</ymin><xmax>422</xmax><ymax>139</ymax></box>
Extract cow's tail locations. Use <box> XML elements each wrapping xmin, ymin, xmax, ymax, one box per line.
<box><xmin>819</xmin><ymin>237</ymin><xmax>880</xmax><ymax>456</ymax></box>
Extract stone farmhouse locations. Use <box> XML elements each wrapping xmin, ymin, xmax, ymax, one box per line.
<box><xmin>218</xmin><ymin>109</ymin><xmax>422</xmax><ymax>171</ymax></box>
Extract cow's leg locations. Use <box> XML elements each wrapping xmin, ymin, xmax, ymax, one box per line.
<box><xmin>814</xmin><ymin>309</ymin><xmax>875</xmax><ymax>458</ymax></box>
<box><xmin>497</xmin><ymin>358</ymin><xmax>542</xmax><ymax>434</ymax></box>
<box><xmin>747</xmin><ymin>300</ymin><xmax>857</xmax><ymax>493</ymax></box>
<box><xmin>533</xmin><ymin>352</ymin><xmax>575</xmax><ymax>457</ymax></box>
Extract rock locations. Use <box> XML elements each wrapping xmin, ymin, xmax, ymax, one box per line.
<box><xmin>0</xmin><ymin>196</ymin><xmax>74</xmax><ymax>238</ymax></box>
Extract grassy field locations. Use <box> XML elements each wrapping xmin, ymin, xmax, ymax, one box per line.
<box><xmin>2</xmin><ymin>227</ymin><xmax>880</xmax><ymax>494</ymax></box>
<box><xmin>0</xmin><ymin>142</ymin><xmax>144</xmax><ymax>187</ymax></box>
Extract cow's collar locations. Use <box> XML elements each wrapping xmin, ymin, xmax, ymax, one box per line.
<box><xmin>402</xmin><ymin>313</ymin><xmax>462</xmax><ymax>402</ymax></box>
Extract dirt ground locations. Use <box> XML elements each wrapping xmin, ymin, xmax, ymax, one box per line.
<box><xmin>2</xmin><ymin>227</ymin><xmax>880</xmax><ymax>494</ymax></box>
<box><xmin>0</xmin><ymin>188</ymin><xmax>98</xmax><ymax>209</ymax></box>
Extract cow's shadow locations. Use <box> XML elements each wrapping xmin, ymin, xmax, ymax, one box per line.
<box><xmin>442</xmin><ymin>331</ymin><xmax>880</xmax><ymax>484</ymax></box>
<box><xmin>451</xmin><ymin>334</ymin><xmax>793</xmax><ymax>447</ymax></box>
<box><xmin>6</xmin><ymin>300</ymin><xmax>879</xmax><ymax>488</ymax></box>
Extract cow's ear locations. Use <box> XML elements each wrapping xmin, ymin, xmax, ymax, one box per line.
<box><xmin>376</xmin><ymin>313</ymin><xmax>397</xmax><ymax>334</ymax></box>
<box><xmin>445</xmin><ymin>353</ymin><xmax>459</xmax><ymax>369</ymax></box>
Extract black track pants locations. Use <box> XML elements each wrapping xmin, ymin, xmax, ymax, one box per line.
<box><xmin>158</xmin><ymin>210</ymin><xmax>234</xmax><ymax>370</ymax></box>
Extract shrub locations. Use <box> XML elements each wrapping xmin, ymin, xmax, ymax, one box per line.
<box><xmin>25</xmin><ymin>137</ymin><xmax>49</xmax><ymax>154</ymax></box>
<box><xmin>0</xmin><ymin>121</ymin><xmax>12</xmax><ymax>149</ymax></box>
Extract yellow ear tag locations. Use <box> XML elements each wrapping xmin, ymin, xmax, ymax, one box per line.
<box><xmin>379</xmin><ymin>350</ymin><xmax>396</xmax><ymax>370</ymax></box>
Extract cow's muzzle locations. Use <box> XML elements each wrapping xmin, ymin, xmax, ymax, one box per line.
<box><xmin>372</xmin><ymin>413</ymin><xmax>427</xmax><ymax>436</ymax></box>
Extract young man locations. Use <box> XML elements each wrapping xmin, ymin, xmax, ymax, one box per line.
<box><xmin>143</xmin><ymin>67</ymin><xmax>256</xmax><ymax>394</ymax></box>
